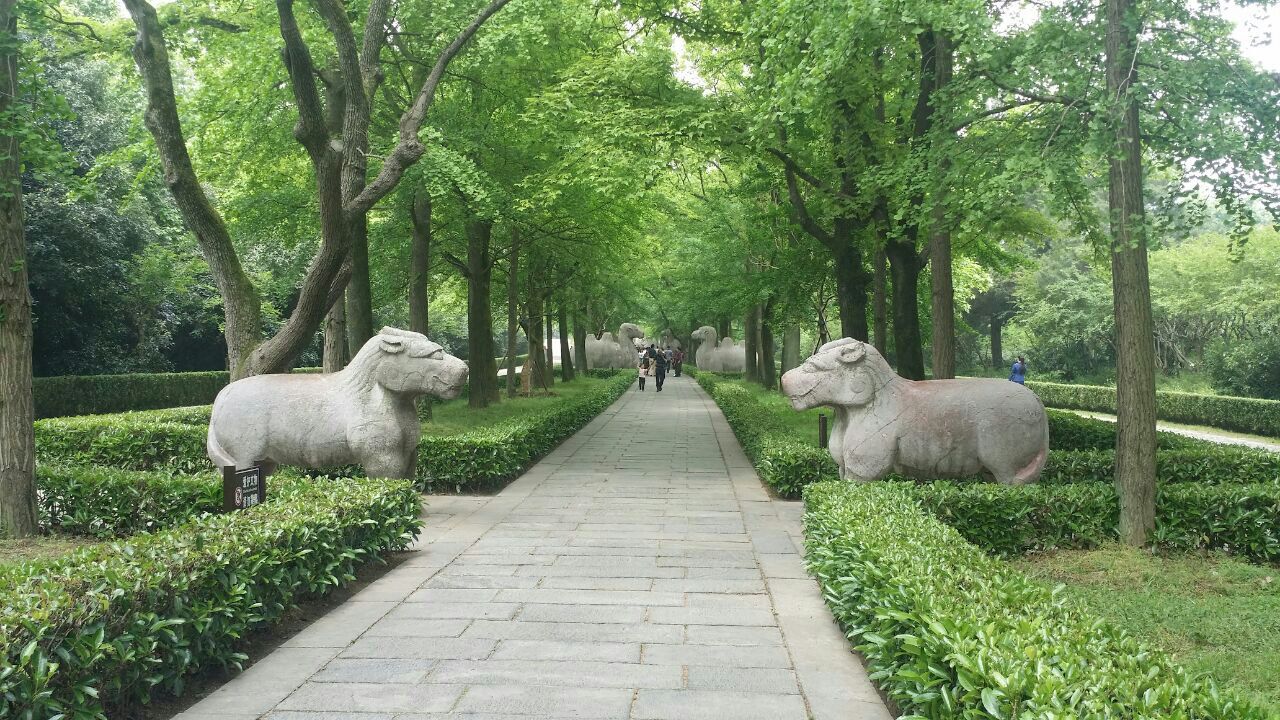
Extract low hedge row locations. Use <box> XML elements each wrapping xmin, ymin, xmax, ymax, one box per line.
<box><xmin>804</xmin><ymin>480</ymin><xmax>1269</xmax><ymax>719</ymax></box>
<box><xmin>36</xmin><ymin>373</ymin><xmax>633</xmax><ymax>492</ymax></box>
<box><xmin>1040</xmin><ymin>446</ymin><xmax>1280</xmax><ymax>486</ymax></box>
<box><xmin>415</xmin><ymin>371</ymin><xmax>632</xmax><ymax>492</ymax></box>
<box><xmin>909</xmin><ymin>480</ymin><xmax>1280</xmax><ymax>561</ymax></box>
<box><xmin>1044</xmin><ymin>408</ymin><xmax>1203</xmax><ymax>451</ymax></box>
<box><xmin>32</xmin><ymin>369</ymin><xmax>326</xmax><ymax>420</ymax></box>
<box><xmin>1030</xmin><ymin>380</ymin><xmax>1280</xmax><ymax>439</ymax></box>
<box><xmin>1</xmin><ymin>476</ymin><xmax>420</xmax><ymax>719</ymax></box>
<box><xmin>38</xmin><ymin>464</ymin><xmax>222</xmax><ymax>538</ymax></box>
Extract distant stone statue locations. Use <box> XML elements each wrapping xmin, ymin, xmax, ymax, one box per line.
<box><xmin>781</xmin><ymin>338</ymin><xmax>1049</xmax><ymax>484</ymax></box>
<box><xmin>208</xmin><ymin>327</ymin><xmax>469</xmax><ymax>479</ymax></box>
<box><xmin>586</xmin><ymin>323</ymin><xmax>645</xmax><ymax>369</ymax></box>
<box><xmin>658</xmin><ymin>329</ymin><xmax>682</xmax><ymax>351</ymax></box>
<box><xmin>691</xmin><ymin>326</ymin><xmax>746</xmax><ymax>373</ymax></box>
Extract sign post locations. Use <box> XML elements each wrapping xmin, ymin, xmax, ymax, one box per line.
<box><xmin>222</xmin><ymin>464</ymin><xmax>268</xmax><ymax>511</ymax></box>
<box><xmin>818</xmin><ymin>413</ymin><xmax>828</xmax><ymax>450</ymax></box>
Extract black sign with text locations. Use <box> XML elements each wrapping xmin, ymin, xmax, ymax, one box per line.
<box><xmin>222</xmin><ymin>465</ymin><xmax>267</xmax><ymax>511</ymax></box>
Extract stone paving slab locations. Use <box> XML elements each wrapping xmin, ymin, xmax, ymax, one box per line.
<box><xmin>175</xmin><ymin>375</ymin><xmax>892</xmax><ymax>720</ymax></box>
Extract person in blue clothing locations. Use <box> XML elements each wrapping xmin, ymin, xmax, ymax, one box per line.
<box><xmin>1009</xmin><ymin>356</ymin><xmax>1027</xmax><ymax>384</ymax></box>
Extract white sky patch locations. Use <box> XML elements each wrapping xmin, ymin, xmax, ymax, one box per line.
<box><xmin>671</xmin><ymin>34</ymin><xmax>709</xmax><ymax>91</ymax></box>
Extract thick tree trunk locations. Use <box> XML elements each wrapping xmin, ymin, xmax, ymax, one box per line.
<box><xmin>833</xmin><ymin>242</ymin><xmax>870</xmax><ymax>342</ymax></box>
<box><xmin>544</xmin><ymin>308</ymin><xmax>555</xmax><ymax>386</ymax></box>
<box><xmin>718</xmin><ymin>317</ymin><xmax>732</xmax><ymax>342</ymax></box>
<box><xmin>558</xmin><ymin>305</ymin><xmax>574</xmax><ymax>382</ymax></box>
<box><xmin>0</xmin><ymin>1</ymin><xmax>38</xmax><ymax>538</ymax></box>
<box><xmin>781</xmin><ymin>323</ymin><xmax>801</xmax><ymax>375</ymax></box>
<box><xmin>886</xmin><ymin>242</ymin><xmax>925</xmax><ymax>380</ymax></box>
<box><xmin>929</xmin><ymin>35</ymin><xmax>956</xmax><ymax>380</ymax></box>
<box><xmin>573</xmin><ymin>312</ymin><xmax>588</xmax><ymax>372</ymax></box>
<box><xmin>759</xmin><ymin>303</ymin><xmax>777</xmax><ymax>390</ymax></box>
<box><xmin>409</xmin><ymin>191</ymin><xmax>431</xmax><ymax>336</ymax></box>
<box><xmin>346</xmin><ymin>217</ymin><xmax>374</xmax><ymax>347</ymax></box>
<box><xmin>1107</xmin><ymin>0</ymin><xmax>1157</xmax><ymax>546</ymax></box>
<box><xmin>505</xmin><ymin>233</ymin><xmax>519</xmax><ymax>398</ymax></box>
<box><xmin>990</xmin><ymin>316</ymin><xmax>1004</xmax><ymax>369</ymax></box>
<box><xmin>466</xmin><ymin>219</ymin><xmax>499</xmax><ymax>407</ymax></box>
<box><xmin>872</xmin><ymin>247</ymin><xmax>888</xmax><ymax>354</ymax></box>
<box><xmin>323</xmin><ymin>292</ymin><xmax>348</xmax><ymax>371</ymax></box>
<box><xmin>744</xmin><ymin>306</ymin><xmax>760</xmax><ymax>382</ymax></box>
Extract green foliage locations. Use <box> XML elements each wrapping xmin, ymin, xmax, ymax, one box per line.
<box><xmin>0</xmin><ymin>477</ymin><xmax>421</xmax><ymax>719</ymax></box>
<box><xmin>803</xmin><ymin>481</ymin><xmax>1272</xmax><ymax>719</ymax></box>
<box><xmin>37</xmin><ymin>465</ymin><xmax>221</xmax><ymax>538</ymax></box>
<box><xmin>35</xmin><ymin>415</ymin><xmax>209</xmax><ymax>473</ymax></box>
<box><xmin>1040</xmin><ymin>447</ymin><xmax>1280</xmax><ymax>487</ymax></box>
<box><xmin>415</xmin><ymin>372</ymin><xmax>632</xmax><ymax>492</ymax></box>
<box><xmin>1030</xmin><ymin>381</ymin><xmax>1280</xmax><ymax>438</ymax></box>
<box><xmin>1044</xmin><ymin>409</ymin><xmax>1202</xmax><ymax>451</ymax></box>
<box><xmin>32</xmin><ymin>371</ymin><xmax>228</xmax><ymax>419</ymax></box>
<box><xmin>1205</xmin><ymin>334</ymin><xmax>1280</xmax><ymax>401</ymax></box>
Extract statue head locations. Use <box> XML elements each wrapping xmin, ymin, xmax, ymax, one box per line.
<box><xmin>691</xmin><ymin>326</ymin><xmax>716</xmax><ymax>344</ymax></box>
<box><xmin>781</xmin><ymin>338</ymin><xmax>896</xmax><ymax>411</ymax></box>
<box><xmin>351</xmin><ymin>327</ymin><xmax>469</xmax><ymax>400</ymax></box>
<box><xmin>619</xmin><ymin>323</ymin><xmax>644</xmax><ymax>344</ymax></box>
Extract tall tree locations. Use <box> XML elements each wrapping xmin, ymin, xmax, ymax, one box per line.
<box><xmin>1105</xmin><ymin>0</ymin><xmax>1156</xmax><ymax>545</ymax></box>
<box><xmin>122</xmin><ymin>0</ymin><xmax>510</xmax><ymax>377</ymax></box>
<box><xmin>0</xmin><ymin>0</ymin><xmax>37</xmax><ymax>538</ymax></box>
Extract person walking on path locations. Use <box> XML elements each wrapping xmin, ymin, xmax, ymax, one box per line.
<box><xmin>637</xmin><ymin>354</ymin><xmax>649</xmax><ymax>391</ymax></box>
<box><xmin>672</xmin><ymin>348</ymin><xmax>684</xmax><ymax>376</ymax></box>
<box><xmin>1009</xmin><ymin>356</ymin><xmax>1027</xmax><ymax>384</ymax></box>
<box><xmin>654</xmin><ymin>348</ymin><xmax>669</xmax><ymax>392</ymax></box>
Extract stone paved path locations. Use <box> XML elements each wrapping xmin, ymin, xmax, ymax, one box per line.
<box><xmin>176</xmin><ymin>375</ymin><xmax>891</xmax><ymax>720</ymax></box>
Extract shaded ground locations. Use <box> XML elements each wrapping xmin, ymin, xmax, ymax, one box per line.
<box><xmin>0</xmin><ymin>534</ymin><xmax>97</xmax><ymax>568</ymax></box>
<box><xmin>1014</xmin><ymin>545</ymin><xmax>1280</xmax><ymax>713</ymax></box>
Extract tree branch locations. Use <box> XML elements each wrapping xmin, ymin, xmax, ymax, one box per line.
<box><xmin>349</xmin><ymin>0</ymin><xmax>512</xmax><ymax>215</ymax></box>
<box><xmin>276</xmin><ymin>0</ymin><xmax>328</xmax><ymax>156</ymax></box>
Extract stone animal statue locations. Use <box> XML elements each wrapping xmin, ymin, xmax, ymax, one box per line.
<box><xmin>208</xmin><ymin>327</ymin><xmax>468</xmax><ymax>479</ymax></box>
<box><xmin>691</xmin><ymin>326</ymin><xmax>746</xmax><ymax>373</ymax></box>
<box><xmin>781</xmin><ymin>338</ymin><xmax>1049</xmax><ymax>484</ymax></box>
<box><xmin>586</xmin><ymin>323</ymin><xmax>645</xmax><ymax>369</ymax></box>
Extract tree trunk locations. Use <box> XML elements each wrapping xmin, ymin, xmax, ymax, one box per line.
<box><xmin>544</xmin><ymin>308</ymin><xmax>555</xmax><ymax>386</ymax></box>
<box><xmin>759</xmin><ymin>303</ymin><xmax>777</xmax><ymax>390</ymax></box>
<box><xmin>558</xmin><ymin>305</ymin><xmax>574</xmax><ymax>382</ymax></box>
<box><xmin>1107</xmin><ymin>0</ymin><xmax>1157</xmax><ymax>546</ymax></box>
<box><xmin>522</xmin><ymin>281</ymin><xmax>547</xmax><ymax>395</ymax></box>
<box><xmin>0</xmin><ymin>0</ymin><xmax>37</xmax><ymax>538</ymax></box>
<box><xmin>781</xmin><ymin>323</ymin><xmax>801</xmax><ymax>375</ymax></box>
<box><xmin>990</xmin><ymin>316</ymin><xmax>1004</xmax><ymax>369</ymax></box>
<box><xmin>346</xmin><ymin>217</ymin><xmax>374</xmax><ymax>347</ymax></box>
<box><xmin>718</xmin><ymin>317</ymin><xmax>731</xmax><ymax>342</ymax></box>
<box><xmin>886</xmin><ymin>242</ymin><xmax>925</xmax><ymax>380</ymax></box>
<box><xmin>409</xmin><ymin>190</ymin><xmax>431</xmax><ymax>336</ymax></box>
<box><xmin>505</xmin><ymin>232</ymin><xmax>520</xmax><ymax>398</ymax></box>
<box><xmin>929</xmin><ymin>35</ymin><xmax>955</xmax><ymax>380</ymax></box>
<box><xmin>744</xmin><ymin>306</ymin><xmax>760</xmax><ymax>382</ymax></box>
<box><xmin>833</xmin><ymin>242</ymin><xmax>870</xmax><ymax>341</ymax></box>
<box><xmin>573</xmin><ymin>311</ymin><xmax>588</xmax><ymax>373</ymax></box>
<box><xmin>466</xmin><ymin>219</ymin><xmax>499</xmax><ymax>407</ymax></box>
<box><xmin>323</xmin><ymin>292</ymin><xmax>348</xmax><ymax>371</ymax></box>
<box><xmin>872</xmin><ymin>247</ymin><xmax>888</xmax><ymax>354</ymax></box>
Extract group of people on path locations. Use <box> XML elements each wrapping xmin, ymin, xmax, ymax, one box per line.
<box><xmin>637</xmin><ymin>344</ymin><xmax>684</xmax><ymax>391</ymax></box>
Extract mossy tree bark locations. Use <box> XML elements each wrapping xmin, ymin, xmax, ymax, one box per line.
<box><xmin>0</xmin><ymin>0</ymin><xmax>37</xmax><ymax>538</ymax></box>
<box><xmin>322</xmin><ymin>293</ymin><xmax>348</xmax><ymax>371</ymax></box>
<box><xmin>464</xmin><ymin>218</ymin><xmax>500</xmax><ymax>407</ymax></box>
<box><xmin>1106</xmin><ymin>0</ymin><xmax>1157</xmax><ymax>546</ymax></box>
<box><xmin>929</xmin><ymin>34</ymin><xmax>956</xmax><ymax>380</ymax></box>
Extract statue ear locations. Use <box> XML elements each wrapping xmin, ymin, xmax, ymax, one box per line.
<box><xmin>380</xmin><ymin>336</ymin><xmax>405</xmax><ymax>354</ymax></box>
<box><xmin>837</xmin><ymin>343</ymin><xmax>866</xmax><ymax>365</ymax></box>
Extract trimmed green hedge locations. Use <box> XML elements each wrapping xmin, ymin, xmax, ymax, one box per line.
<box><xmin>804</xmin><ymin>481</ymin><xmax>1270</xmax><ymax>719</ymax></box>
<box><xmin>1041</xmin><ymin>446</ymin><xmax>1280</xmax><ymax>486</ymax></box>
<box><xmin>36</xmin><ymin>373</ymin><xmax>632</xmax><ymax>492</ymax></box>
<box><xmin>1</xmin><ymin>476</ymin><xmax>420</xmax><ymax>719</ymax></box>
<box><xmin>1030</xmin><ymin>380</ymin><xmax>1280</xmax><ymax>438</ymax></box>
<box><xmin>415</xmin><ymin>372</ymin><xmax>632</xmax><ymax>492</ymax></box>
<box><xmin>33</xmin><ymin>371</ymin><xmax>229</xmax><ymax>419</ymax></box>
<box><xmin>37</xmin><ymin>465</ymin><xmax>222</xmax><ymax>538</ymax></box>
<box><xmin>909</xmin><ymin>480</ymin><xmax>1280</xmax><ymax>561</ymax></box>
<box><xmin>1044</xmin><ymin>408</ymin><xmax>1203</xmax><ymax>451</ymax></box>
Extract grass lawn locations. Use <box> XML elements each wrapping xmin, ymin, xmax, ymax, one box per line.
<box><xmin>0</xmin><ymin>534</ymin><xmax>97</xmax><ymax>569</ymax></box>
<box><xmin>1013</xmin><ymin>545</ymin><xmax>1280</xmax><ymax>713</ymax></box>
<box><xmin>421</xmin><ymin>374</ymin><xmax>612</xmax><ymax>436</ymax></box>
<box><xmin>717</xmin><ymin>378</ymin><xmax>827</xmax><ymax>444</ymax></box>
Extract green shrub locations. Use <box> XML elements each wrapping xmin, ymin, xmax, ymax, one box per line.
<box><xmin>37</xmin><ymin>465</ymin><xmax>222</xmax><ymax>538</ymax></box>
<box><xmin>1040</xmin><ymin>446</ymin><xmax>1280</xmax><ymax>486</ymax></box>
<box><xmin>1030</xmin><ymin>380</ymin><xmax>1280</xmax><ymax>438</ymax></box>
<box><xmin>804</xmin><ymin>480</ymin><xmax>1270</xmax><ymax>719</ymax></box>
<box><xmin>0</xmin><ymin>476</ymin><xmax>420</xmax><ymax>719</ymax></box>
<box><xmin>415</xmin><ymin>372</ymin><xmax>632</xmax><ymax>492</ymax></box>
<box><xmin>33</xmin><ymin>371</ymin><xmax>228</xmax><ymax>419</ymax></box>
<box><xmin>35</xmin><ymin>416</ymin><xmax>209</xmax><ymax>473</ymax></box>
<box><xmin>1045</xmin><ymin>409</ymin><xmax>1203</xmax><ymax>451</ymax></box>
<box><xmin>908</xmin><ymin>480</ymin><xmax>1280</xmax><ymax>561</ymax></box>
<box><xmin>1205</xmin><ymin>335</ymin><xmax>1280</xmax><ymax>401</ymax></box>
